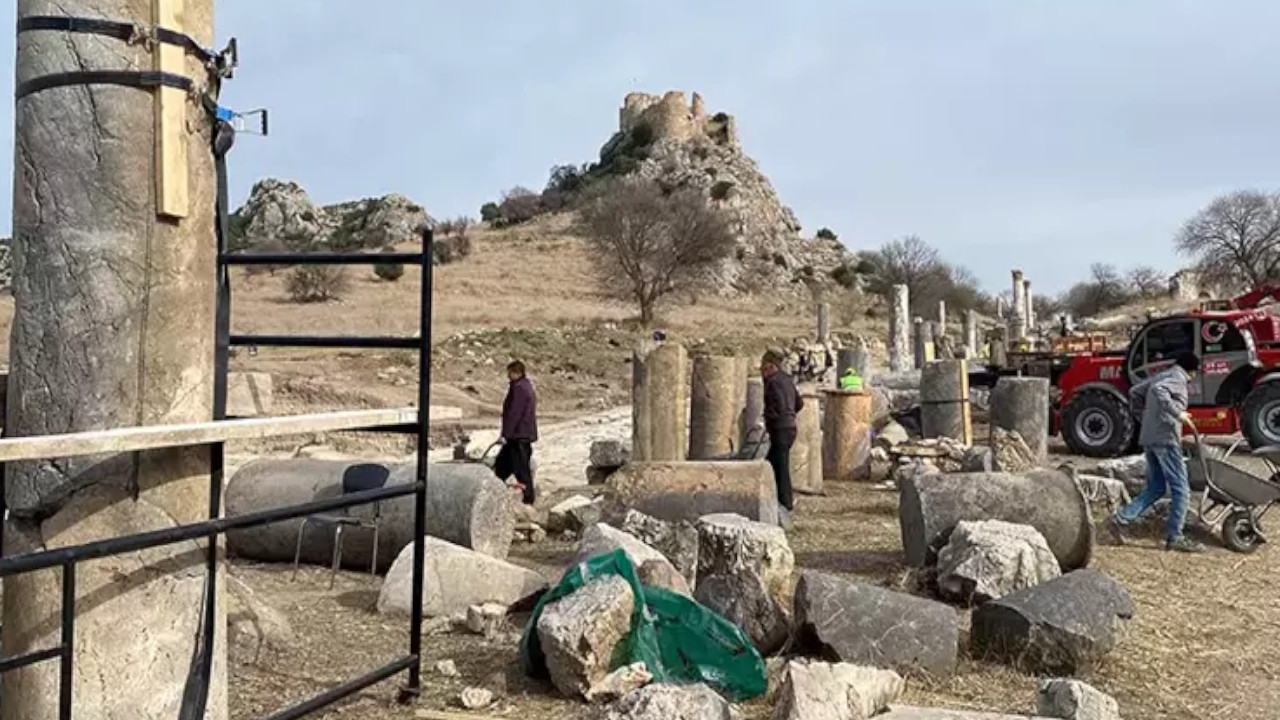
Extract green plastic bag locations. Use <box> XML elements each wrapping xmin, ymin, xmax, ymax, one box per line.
<box><xmin>518</xmin><ymin>549</ymin><xmax>767</xmax><ymax>702</ymax></box>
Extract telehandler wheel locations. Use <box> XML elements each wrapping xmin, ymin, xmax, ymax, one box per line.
<box><xmin>1241</xmin><ymin>382</ymin><xmax>1280</xmax><ymax>450</ymax></box>
<box><xmin>1060</xmin><ymin>388</ymin><xmax>1134</xmax><ymax>458</ymax></box>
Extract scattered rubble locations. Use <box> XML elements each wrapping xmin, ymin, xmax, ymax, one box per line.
<box><xmin>971</xmin><ymin>569</ymin><xmax>1134</xmax><ymax>675</ymax></box>
<box><xmin>465</xmin><ymin>603</ymin><xmax>508</xmax><ymax>639</ymax></box>
<box><xmin>549</xmin><ymin>495</ymin><xmax>605</xmax><ymax>534</ymax></box>
<box><xmin>584</xmin><ymin>663</ymin><xmax>654</xmax><ymax>705</ymax></box>
<box><xmin>1037</xmin><ymin>678</ymin><xmax>1122</xmax><ymax>720</ymax></box>
<box><xmin>772</xmin><ymin>660</ymin><xmax>904</xmax><ymax>720</ymax></box>
<box><xmin>591</xmin><ymin>440</ymin><xmax>632</xmax><ymax>469</ymax></box>
<box><xmin>990</xmin><ymin>428</ymin><xmax>1037</xmax><ymax>473</ymax></box>
<box><xmin>435</xmin><ymin>659</ymin><xmax>460</xmax><ymax>678</ymax></box>
<box><xmin>936</xmin><ymin>520</ymin><xmax>1061</xmax><ymax>605</ymax></box>
<box><xmin>538</xmin><ymin>575</ymin><xmax>636</xmax><ymax>701</ymax></box>
<box><xmin>459</xmin><ymin>687</ymin><xmax>495</xmax><ymax>710</ymax></box>
<box><xmin>695</xmin><ymin>571</ymin><xmax>791</xmax><ymax>655</ymax></box>
<box><xmin>597</xmin><ymin>683</ymin><xmax>733</xmax><ymax>720</ymax></box>
<box><xmin>794</xmin><ymin>571</ymin><xmax>959</xmax><ymax>677</ymax></box>
<box><xmin>696</xmin><ymin>513</ymin><xmax>795</xmax><ymax>608</ymax></box>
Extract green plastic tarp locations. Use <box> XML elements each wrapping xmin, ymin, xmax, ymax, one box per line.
<box><xmin>518</xmin><ymin>548</ymin><xmax>767</xmax><ymax>702</ymax></box>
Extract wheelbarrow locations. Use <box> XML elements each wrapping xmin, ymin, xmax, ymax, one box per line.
<box><xmin>1186</xmin><ymin>429</ymin><xmax>1280</xmax><ymax>553</ymax></box>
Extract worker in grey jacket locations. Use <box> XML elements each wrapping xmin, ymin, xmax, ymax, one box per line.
<box><xmin>1107</xmin><ymin>352</ymin><xmax>1203</xmax><ymax>552</ymax></box>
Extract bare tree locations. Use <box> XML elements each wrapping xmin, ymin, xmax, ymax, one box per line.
<box><xmin>868</xmin><ymin>235</ymin><xmax>984</xmax><ymax>314</ymax></box>
<box><xmin>1062</xmin><ymin>263</ymin><xmax>1133</xmax><ymax>317</ymax></box>
<box><xmin>1176</xmin><ymin>190</ymin><xmax>1280</xmax><ymax>289</ymax></box>
<box><xmin>1126</xmin><ymin>265</ymin><xmax>1167</xmax><ymax>298</ymax></box>
<box><xmin>578</xmin><ymin>178</ymin><xmax>736</xmax><ymax>325</ymax></box>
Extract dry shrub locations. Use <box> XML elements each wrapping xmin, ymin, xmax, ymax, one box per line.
<box><xmin>286</xmin><ymin>265</ymin><xmax>349</xmax><ymax>303</ymax></box>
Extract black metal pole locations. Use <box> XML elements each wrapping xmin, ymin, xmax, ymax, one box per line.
<box><xmin>403</xmin><ymin>226</ymin><xmax>433</xmax><ymax>702</ymax></box>
<box><xmin>58</xmin><ymin>561</ymin><xmax>75</xmax><ymax>720</ymax></box>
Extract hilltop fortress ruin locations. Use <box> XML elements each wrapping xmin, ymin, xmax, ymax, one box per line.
<box><xmin>618</xmin><ymin>91</ymin><xmax>739</xmax><ymax>149</ymax></box>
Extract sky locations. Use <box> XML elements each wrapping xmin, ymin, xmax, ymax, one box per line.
<box><xmin>2</xmin><ymin>0</ymin><xmax>1279</xmax><ymax>295</ymax></box>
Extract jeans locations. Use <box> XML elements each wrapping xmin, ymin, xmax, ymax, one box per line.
<box><xmin>766</xmin><ymin>427</ymin><xmax>796</xmax><ymax>511</ymax></box>
<box><xmin>1115</xmin><ymin>445</ymin><xmax>1190</xmax><ymax>541</ymax></box>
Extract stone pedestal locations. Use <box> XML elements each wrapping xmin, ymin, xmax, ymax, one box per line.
<box><xmin>791</xmin><ymin>383</ymin><xmax>824</xmax><ymax>495</ymax></box>
<box><xmin>989</xmin><ymin>377</ymin><xmax>1051</xmax><ymax>465</ymax></box>
<box><xmin>688</xmin><ymin>355</ymin><xmax>746</xmax><ymax>460</ymax></box>
<box><xmin>920</xmin><ymin>360</ymin><xmax>972</xmax><ymax>444</ymax></box>
<box><xmin>822</xmin><ymin>390</ymin><xmax>873</xmax><ymax>481</ymax></box>
<box><xmin>632</xmin><ymin>341</ymin><xmax>689</xmax><ymax>462</ymax></box>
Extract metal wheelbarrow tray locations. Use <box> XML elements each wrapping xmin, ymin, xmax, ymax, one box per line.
<box><xmin>1187</xmin><ymin>432</ymin><xmax>1280</xmax><ymax>553</ymax></box>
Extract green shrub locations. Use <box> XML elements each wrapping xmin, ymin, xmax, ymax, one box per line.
<box><xmin>286</xmin><ymin>266</ymin><xmax>349</xmax><ymax>303</ymax></box>
<box><xmin>816</xmin><ymin>227</ymin><xmax>837</xmax><ymax>241</ymax></box>
<box><xmin>479</xmin><ymin>202</ymin><xmax>500</xmax><ymax>222</ymax></box>
<box><xmin>710</xmin><ymin>181</ymin><xmax>735</xmax><ymax>200</ymax></box>
<box><xmin>374</xmin><ymin>260</ymin><xmax>405</xmax><ymax>281</ymax></box>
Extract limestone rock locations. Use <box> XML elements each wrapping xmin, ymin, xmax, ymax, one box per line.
<box><xmin>695</xmin><ymin>572</ymin><xmax>790</xmax><ymax>655</ymax></box>
<box><xmin>696</xmin><ymin>513</ymin><xmax>794</xmax><ymax>608</ymax></box>
<box><xmin>549</xmin><ymin>495</ymin><xmax>604</xmax><ymax>534</ymax></box>
<box><xmin>377</xmin><ymin>537</ymin><xmax>548</xmax><ymax>618</ymax></box>
<box><xmin>435</xmin><ymin>659</ymin><xmax>460</xmax><ymax>677</ymax></box>
<box><xmin>465</xmin><ymin>603</ymin><xmax>508</xmax><ymax>639</ymax></box>
<box><xmin>794</xmin><ymin>571</ymin><xmax>960</xmax><ymax>677</ymax></box>
<box><xmin>773</xmin><ymin>660</ymin><xmax>905</xmax><ymax>720</ymax></box>
<box><xmin>621</xmin><ymin>510</ymin><xmax>700</xmax><ymax>588</ymax></box>
<box><xmin>1094</xmin><ymin>455</ymin><xmax>1147</xmax><ymax>491</ymax></box>
<box><xmin>227</xmin><ymin>575</ymin><xmax>293</xmax><ymax>665</ymax></box>
<box><xmin>538</xmin><ymin>575</ymin><xmax>636</xmax><ymax>700</ymax></box>
<box><xmin>574</xmin><ymin>524</ymin><xmax>691</xmax><ymax>596</ymax></box>
<box><xmin>1037</xmin><ymin>679</ymin><xmax>1121</xmax><ymax>720</ymax></box>
<box><xmin>230</xmin><ymin>178</ymin><xmax>433</xmax><ymax>251</ymax></box>
<box><xmin>584</xmin><ymin>662</ymin><xmax>654</xmax><ymax>705</ymax></box>
<box><xmin>971</xmin><ymin>569</ymin><xmax>1134</xmax><ymax>675</ymax></box>
<box><xmin>459</xmin><ymin>687</ymin><xmax>494</xmax><ymax>710</ymax></box>
<box><xmin>961</xmin><ymin>446</ymin><xmax>995</xmax><ymax>473</ymax></box>
<box><xmin>936</xmin><ymin>520</ymin><xmax>1061</xmax><ymax>604</ymax></box>
<box><xmin>991</xmin><ymin>428</ymin><xmax>1037</xmax><ymax>473</ymax></box>
<box><xmin>597</xmin><ymin>683</ymin><xmax>733</xmax><ymax>720</ymax></box>
<box><xmin>876</xmin><ymin>421</ymin><xmax>911</xmax><ymax>449</ymax></box>
<box><xmin>1074</xmin><ymin>473</ymin><xmax>1132</xmax><ymax>512</ymax></box>
<box><xmin>592</xmin><ymin>440</ymin><xmax>632</xmax><ymax>469</ymax></box>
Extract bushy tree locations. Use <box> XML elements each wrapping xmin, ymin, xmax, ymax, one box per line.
<box><xmin>577</xmin><ymin>177</ymin><xmax>736</xmax><ymax>325</ymax></box>
<box><xmin>1175</xmin><ymin>190</ymin><xmax>1280</xmax><ymax>290</ymax></box>
<box><xmin>286</xmin><ymin>266</ymin><xmax>349</xmax><ymax>303</ymax></box>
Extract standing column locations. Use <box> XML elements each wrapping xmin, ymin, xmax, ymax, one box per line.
<box><xmin>995</xmin><ymin>295</ymin><xmax>1005</xmax><ymax>319</ymax></box>
<box><xmin>888</xmin><ymin>284</ymin><xmax>911</xmax><ymax>372</ymax></box>
<box><xmin>913</xmin><ymin>317</ymin><xmax>935</xmax><ymax>369</ymax></box>
<box><xmin>990</xmin><ymin>377</ymin><xmax>1051</xmax><ymax>466</ymax></box>
<box><xmin>688</xmin><ymin>354</ymin><xmax>747</xmax><ymax>459</ymax></box>
<box><xmin>822</xmin><ymin>390</ymin><xmax>873</xmax><ymax>482</ymax></box>
<box><xmin>1024</xmin><ymin>279</ymin><xmax>1034</xmax><ymax>332</ymax></box>
<box><xmin>740</xmin><ymin>376</ymin><xmax>766</xmax><ymax>457</ymax></box>
<box><xmin>633</xmin><ymin>341</ymin><xmax>689</xmax><ymax>461</ymax></box>
<box><xmin>964</xmin><ymin>310</ymin><xmax>978</xmax><ymax>358</ymax></box>
<box><xmin>937</xmin><ymin>300</ymin><xmax>947</xmax><ymax>332</ymax></box>
<box><xmin>920</xmin><ymin>359</ymin><xmax>972</xmax><ymax>444</ymax></box>
<box><xmin>5</xmin><ymin>1</ymin><xmax>227</xmax><ymax>718</ymax></box>
<box><xmin>790</xmin><ymin>383</ymin><xmax>824</xmax><ymax>495</ymax></box>
<box><xmin>816</xmin><ymin>301</ymin><xmax>831</xmax><ymax>345</ymax></box>
<box><xmin>1012</xmin><ymin>269</ymin><xmax>1027</xmax><ymax>339</ymax></box>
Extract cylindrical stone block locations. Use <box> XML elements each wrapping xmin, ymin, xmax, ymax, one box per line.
<box><xmin>822</xmin><ymin>390</ymin><xmax>874</xmax><ymax>481</ymax></box>
<box><xmin>989</xmin><ymin>376</ymin><xmax>1051</xmax><ymax>465</ymax></box>
<box><xmin>836</xmin><ymin>337</ymin><xmax>869</xmax><ymax>379</ymax></box>
<box><xmin>920</xmin><ymin>359</ymin><xmax>971</xmax><ymax>444</ymax></box>
<box><xmin>817</xmin><ymin>301</ymin><xmax>831</xmax><ymax>344</ymax></box>
<box><xmin>913</xmin><ymin>317</ymin><xmax>935</xmax><ymax>370</ymax></box>
<box><xmin>964</xmin><ymin>310</ymin><xmax>978</xmax><ymax>358</ymax></box>
<box><xmin>689</xmin><ymin>354</ymin><xmax>747</xmax><ymax>459</ymax></box>
<box><xmin>602</xmin><ymin>461</ymin><xmax>780</xmax><ymax>525</ymax></box>
<box><xmin>898</xmin><ymin>469</ymin><xmax>1094</xmax><ymax>571</ymax></box>
<box><xmin>1012</xmin><ymin>270</ymin><xmax>1026</xmax><ymax>339</ymax></box>
<box><xmin>1024</xmin><ymin>279</ymin><xmax>1034</xmax><ymax>330</ymax></box>
<box><xmin>990</xmin><ymin>338</ymin><xmax>1008</xmax><ymax>368</ymax></box>
<box><xmin>225</xmin><ymin>460</ymin><xmax>516</xmax><ymax>570</ymax></box>
<box><xmin>740</xmin><ymin>376</ymin><xmax>767</xmax><ymax>456</ymax></box>
<box><xmin>889</xmin><ymin>284</ymin><xmax>911</xmax><ymax>372</ymax></box>
<box><xmin>633</xmin><ymin>341</ymin><xmax>689</xmax><ymax>462</ymax></box>
<box><xmin>791</xmin><ymin>383</ymin><xmax>824</xmax><ymax>495</ymax></box>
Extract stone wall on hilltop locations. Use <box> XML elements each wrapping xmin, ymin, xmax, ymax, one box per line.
<box><xmin>229</xmin><ymin>178</ymin><xmax>433</xmax><ymax>252</ymax></box>
<box><xmin>597</xmin><ymin>90</ymin><xmax>848</xmax><ymax>294</ymax></box>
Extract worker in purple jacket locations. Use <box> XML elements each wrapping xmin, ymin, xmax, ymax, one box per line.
<box><xmin>496</xmin><ymin>360</ymin><xmax>538</xmax><ymax>505</ymax></box>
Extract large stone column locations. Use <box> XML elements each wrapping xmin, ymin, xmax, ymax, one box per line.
<box><xmin>633</xmin><ymin>342</ymin><xmax>689</xmax><ymax>462</ymax></box>
<box><xmin>688</xmin><ymin>354</ymin><xmax>746</xmax><ymax>459</ymax></box>
<box><xmin>920</xmin><ymin>360</ymin><xmax>972</xmax><ymax>444</ymax></box>
<box><xmin>989</xmin><ymin>377</ymin><xmax>1051</xmax><ymax>465</ymax></box>
<box><xmin>995</xmin><ymin>295</ymin><xmax>1005</xmax><ymax>319</ymax></box>
<box><xmin>816</xmin><ymin>301</ymin><xmax>830</xmax><ymax>344</ymax></box>
<box><xmin>1011</xmin><ymin>269</ymin><xmax>1027</xmax><ymax>340</ymax></box>
<box><xmin>822</xmin><ymin>390</ymin><xmax>873</xmax><ymax>481</ymax></box>
<box><xmin>888</xmin><ymin>284</ymin><xmax>911</xmax><ymax>372</ymax></box>
<box><xmin>912</xmin><ymin>317</ymin><xmax>934</xmax><ymax>369</ymax></box>
<box><xmin>1024</xmin><ymin>278</ymin><xmax>1034</xmax><ymax>331</ymax></box>
<box><xmin>791</xmin><ymin>384</ymin><xmax>824</xmax><ymax>495</ymax></box>
<box><xmin>4</xmin><ymin>2</ymin><xmax>226</xmax><ymax>719</ymax></box>
<box><xmin>964</xmin><ymin>310</ymin><xmax>978</xmax><ymax>358</ymax></box>
<box><xmin>937</xmin><ymin>300</ymin><xmax>947</xmax><ymax>331</ymax></box>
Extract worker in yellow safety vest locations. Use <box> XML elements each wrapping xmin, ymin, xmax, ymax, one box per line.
<box><xmin>839</xmin><ymin>368</ymin><xmax>864</xmax><ymax>392</ymax></box>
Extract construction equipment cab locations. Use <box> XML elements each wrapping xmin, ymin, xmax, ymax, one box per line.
<box><xmin>1056</xmin><ymin>306</ymin><xmax>1280</xmax><ymax>457</ymax></box>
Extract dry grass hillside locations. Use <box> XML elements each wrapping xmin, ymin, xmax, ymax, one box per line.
<box><xmin>0</xmin><ymin>214</ymin><xmax>873</xmax><ymax>433</ymax></box>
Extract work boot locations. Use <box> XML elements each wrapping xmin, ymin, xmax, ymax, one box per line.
<box><xmin>1103</xmin><ymin>516</ymin><xmax>1128</xmax><ymax>546</ymax></box>
<box><xmin>1165</xmin><ymin>535</ymin><xmax>1206</xmax><ymax>553</ymax></box>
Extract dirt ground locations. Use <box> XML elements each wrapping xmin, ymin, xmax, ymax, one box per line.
<box><xmin>228</xmin><ymin>439</ymin><xmax>1280</xmax><ymax>720</ymax></box>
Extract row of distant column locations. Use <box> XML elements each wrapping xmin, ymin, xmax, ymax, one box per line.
<box><xmin>885</xmin><ymin>286</ymin><xmax>981</xmax><ymax>372</ymax></box>
<box><xmin>631</xmin><ymin>342</ymin><xmax>874</xmax><ymax>494</ymax></box>
<box><xmin>1001</xmin><ymin>270</ymin><xmax>1035</xmax><ymax>342</ymax></box>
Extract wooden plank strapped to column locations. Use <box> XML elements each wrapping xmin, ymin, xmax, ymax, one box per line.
<box><xmin>154</xmin><ymin>0</ymin><xmax>188</xmax><ymax>219</ymax></box>
<box><xmin>0</xmin><ymin>408</ymin><xmax>420</xmax><ymax>463</ymax></box>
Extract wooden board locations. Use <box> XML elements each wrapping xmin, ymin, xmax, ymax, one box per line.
<box><xmin>0</xmin><ymin>408</ymin><xmax>419</xmax><ymax>463</ymax></box>
<box><xmin>154</xmin><ymin>0</ymin><xmax>188</xmax><ymax>218</ymax></box>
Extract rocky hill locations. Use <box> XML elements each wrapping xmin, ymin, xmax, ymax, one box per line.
<box><xmin>227</xmin><ymin>179</ymin><xmax>433</xmax><ymax>252</ymax></box>
<box><xmin>586</xmin><ymin>91</ymin><xmax>851</xmax><ymax>293</ymax></box>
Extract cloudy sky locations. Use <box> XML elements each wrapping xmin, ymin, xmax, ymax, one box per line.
<box><xmin>2</xmin><ymin>0</ymin><xmax>1278</xmax><ymax>294</ymax></box>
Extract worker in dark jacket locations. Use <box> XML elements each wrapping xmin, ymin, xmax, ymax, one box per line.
<box><xmin>761</xmin><ymin>349</ymin><xmax>804</xmax><ymax>525</ymax></box>
<box><xmin>496</xmin><ymin>360</ymin><xmax>538</xmax><ymax>505</ymax></box>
